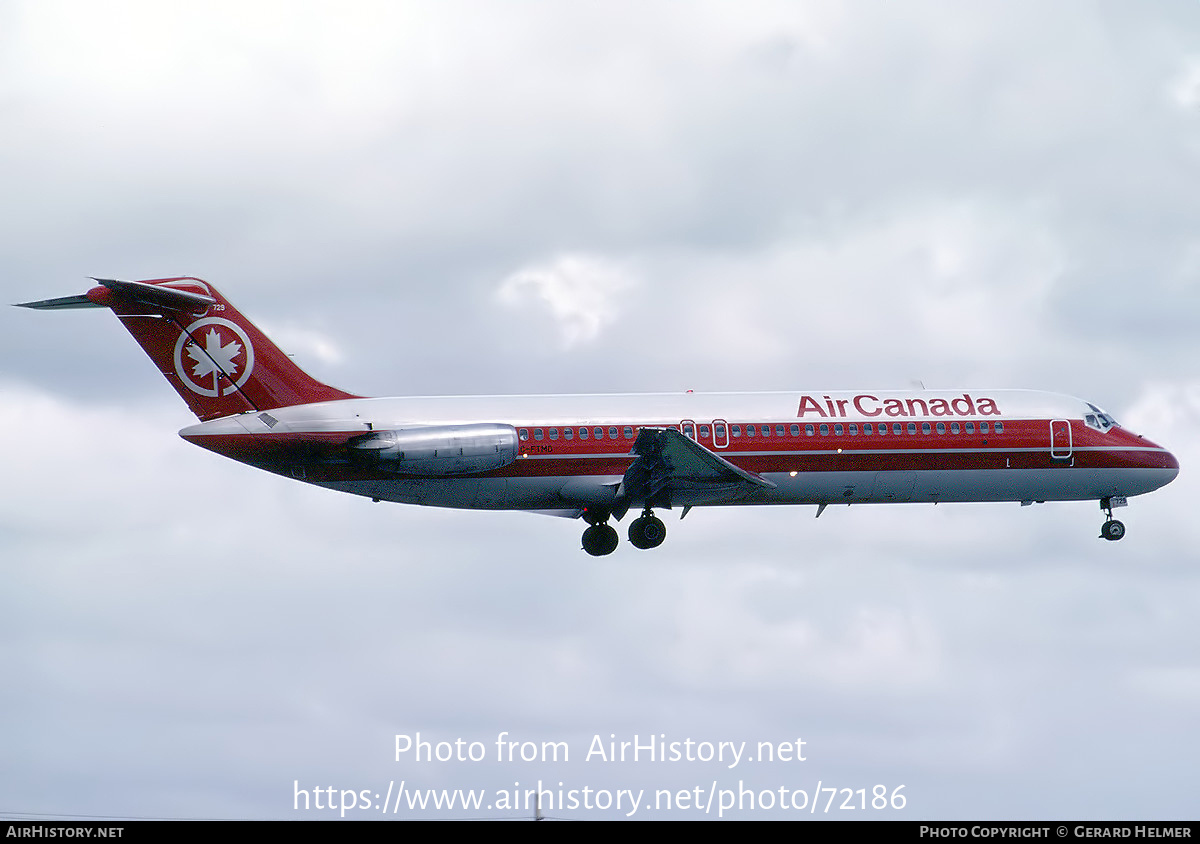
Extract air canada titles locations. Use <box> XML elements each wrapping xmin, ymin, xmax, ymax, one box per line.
<box><xmin>797</xmin><ymin>393</ymin><xmax>1001</xmax><ymax>419</ymax></box>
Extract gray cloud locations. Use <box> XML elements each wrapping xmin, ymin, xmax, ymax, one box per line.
<box><xmin>2</xmin><ymin>0</ymin><xmax>1198</xmax><ymax>821</ymax></box>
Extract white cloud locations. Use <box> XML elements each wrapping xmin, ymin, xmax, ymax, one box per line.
<box><xmin>1169</xmin><ymin>56</ymin><xmax>1200</xmax><ymax>110</ymax></box>
<box><xmin>628</xmin><ymin>200</ymin><xmax>1065</xmax><ymax>383</ymax></box>
<box><xmin>496</xmin><ymin>254</ymin><xmax>636</xmax><ymax>347</ymax></box>
<box><xmin>1123</xmin><ymin>380</ymin><xmax>1200</xmax><ymax>434</ymax></box>
<box><xmin>1132</xmin><ymin>666</ymin><xmax>1200</xmax><ymax>704</ymax></box>
<box><xmin>256</xmin><ymin>321</ymin><xmax>345</xmax><ymax>367</ymax></box>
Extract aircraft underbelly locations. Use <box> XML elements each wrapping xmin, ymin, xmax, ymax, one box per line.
<box><xmin>320</xmin><ymin>477</ymin><xmax>556</xmax><ymax>509</ymax></box>
<box><xmin>887</xmin><ymin>466</ymin><xmax>1173</xmax><ymax>503</ymax></box>
<box><xmin>315</xmin><ymin>465</ymin><xmax>1174</xmax><ymax>512</ymax></box>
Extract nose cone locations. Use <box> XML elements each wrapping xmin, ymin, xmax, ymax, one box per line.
<box><xmin>1133</xmin><ymin>436</ymin><xmax>1179</xmax><ymax>493</ymax></box>
<box><xmin>1162</xmin><ymin>447</ymin><xmax>1180</xmax><ymax>480</ymax></box>
<box><xmin>1166</xmin><ymin>448</ymin><xmax>1180</xmax><ymax>472</ymax></box>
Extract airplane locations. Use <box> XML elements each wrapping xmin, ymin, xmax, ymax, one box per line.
<box><xmin>17</xmin><ymin>277</ymin><xmax>1179</xmax><ymax>555</ymax></box>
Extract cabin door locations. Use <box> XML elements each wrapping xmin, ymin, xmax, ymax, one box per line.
<box><xmin>1050</xmin><ymin>420</ymin><xmax>1072</xmax><ymax>460</ymax></box>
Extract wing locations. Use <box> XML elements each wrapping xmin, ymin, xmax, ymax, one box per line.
<box><xmin>619</xmin><ymin>427</ymin><xmax>775</xmax><ymax>512</ymax></box>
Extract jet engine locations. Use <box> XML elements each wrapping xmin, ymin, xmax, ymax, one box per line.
<box><xmin>346</xmin><ymin>423</ymin><xmax>519</xmax><ymax>476</ymax></box>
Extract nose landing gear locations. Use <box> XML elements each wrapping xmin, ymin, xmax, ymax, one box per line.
<box><xmin>1099</xmin><ymin>497</ymin><xmax>1126</xmax><ymax>541</ymax></box>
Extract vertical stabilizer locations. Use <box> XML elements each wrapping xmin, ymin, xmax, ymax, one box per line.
<box><xmin>19</xmin><ymin>277</ymin><xmax>358</xmax><ymax>420</ymax></box>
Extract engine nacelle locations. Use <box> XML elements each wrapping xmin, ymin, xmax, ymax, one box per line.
<box><xmin>347</xmin><ymin>423</ymin><xmax>519</xmax><ymax>476</ymax></box>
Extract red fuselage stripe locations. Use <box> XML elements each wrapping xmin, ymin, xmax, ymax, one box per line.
<box><xmin>181</xmin><ymin>417</ymin><xmax>1175</xmax><ymax>482</ymax></box>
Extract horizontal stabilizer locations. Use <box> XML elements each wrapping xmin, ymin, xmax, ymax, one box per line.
<box><xmin>14</xmin><ymin>294</ymin><xmax>103</xmax><ymax>310</ymax></box>
<box><xmin>92</xmin><ymin>278</ymin><xmax>216</xmax><ymax>311</ymax></box>
<box><xmin>16</xmin><ymin>278</ymin><xmax>216</xmax><ymax>313</ymax></box>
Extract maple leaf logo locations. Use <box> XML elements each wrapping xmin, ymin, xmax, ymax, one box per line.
<box><xmin>173</xmin><ymin>317</ymin><xmax>255</xmax><ymax>398</ymax></box>
<box><xmin>186</xmin><ymin>328</ymin><xmax>242</xmax><ymax>382</ymax></box>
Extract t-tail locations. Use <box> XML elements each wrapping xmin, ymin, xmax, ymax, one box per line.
<box><xmin>17</xmin><ymin>277</ymin><xmax>358</xmax><ymax>420</ymax></box>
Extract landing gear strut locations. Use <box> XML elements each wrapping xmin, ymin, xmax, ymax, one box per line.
<box><xmin>628</xmin><ymin>509</ymin><xmax>666</xmax><ymax>550</ymax></box>
<box><xmin>1099</xmin><ymin>497</ymin><xmax>1125</xmax><ymax>542</ymax></box>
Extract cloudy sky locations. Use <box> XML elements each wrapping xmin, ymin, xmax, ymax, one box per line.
<box><xmin>2</xmin><ymin>0</ymin><xmax>1199</xmax><ymax>821</ymax></box>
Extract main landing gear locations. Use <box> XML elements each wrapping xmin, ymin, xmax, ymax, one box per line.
<box><xmin>581</xmin><ymin>522</ymin><xmax>619</xmax><ymax>557</ymax></box>
<box><xmin>580</xmin><ymin>508</ymin><xmax>667</xmax><ymax>556</ymax></box>
<box><xmin>628</xmin><ymin>510</ymin><xmax>666</xmax><ymax>550</ymax></box>
<box><xmin>1099</xmin><ymin>497</ymin><xmax>1126</xmax><ymax>542</ymax></box>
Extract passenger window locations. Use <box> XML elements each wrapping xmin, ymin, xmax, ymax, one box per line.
<box><xmin>609</xmin><ymin>427</ymin><xmax>618</xmax><ymax>439</ymax></box>
<box><xmin>864</xmin><ymin>423</ymin><xmax>873</xmax><ymax>435</ymax></box>
<box><xmin>994</xmin><ymin>421</ymin><xmax>1004</xmax><ymax>434</ymax></box>
<box><xmin>579</xmin><ymin>427</ymin><xmax>589</xmax><ymax>440</ymax></box>
<box><xmin>835</xmin><ymin>424</ymin><xmax>844</xmax><ymax>436</ymax></box>
<box><xmin>549</xmin><ymin>428</ymin><xmax>559</xmax><ymax>440</ymax></box>
<box><xmin>534</xmin><ymin>428</ymin><xmax>544</xmax><ymax>440</ymax></box>
<box><xmin>936</xmin><ymin>422</ymin><xmax>945</xmax><ymax>434</ymax></box>
<box><xmin>699</xmin><ymin>425</ymin><xmax>710</xmax><ymax>438</ymax></box>
<box><xmin>775</xmin><ymin>424</ymin><xmax>786</xmax><ymax>436</ymax></box>
<box><xmin>519</xmin><ymin>429</ymin><xmax>529</xmax><ymax>441</ymax></box>
<box><xmin>594</xmin><ymin>427</ymin><xmax>604</xmax><ymax>439</ymax></box>
<box><xmin>790</xmin><ymin>424</ymin><xmax>800</xmax><ymax>436</ymax></box>
<box><xmin>921</xmin><ymin>423</ymin><xmax>931</xmax><ymax>435</ymax></box>
<box><xmin>820</xmin><ymin>424</ymin><xmax>829</xmax><ymax>436</ymax></box>
<box><xmin>624</xmin><ymin>426</ymin><xmax>634</xmax><ymax>439</ymax></box>
<box><xmin>965</xmin><ymin>422</ymin><xmax>975</xmax><ymax>434</ymax></box>
<box><xmin>980</xmin><ymin>422</ymin><xmax>989</xmax><ymax>434</ymax></box>
<box><xmin>683</xmin><ymin>424</ymin><xmax>694</xmax><ymax>437</ymax></box>
<box><xmin>951</xmin><ymin>422</ymin><xmax>959</xmax><ymax>434</ymax></box>
<box><xmin>564</xmin><ymin>427</ymin><xmax>574</xmax><ymax>440</ymax></box>
<box><xmin>746</xmin><ymin>424</ymin><xmax>755</xmax><ymax>437</ymax></box>
<box><xmin>731</xmin><ymin>425</ymin><xmax>741</xmax><ymax>437</ymax></box>
<box><xmin>849</xmin><ymin>424</ymin><xmax>858</xmax><ymax>436</ymax></box>
<box><xmin>805</xmin><ymin>424</ymin><xmax>814</xmax><ymax>436</ymax></box>
<box><xmin>907</xmin><ymin>423</ymin><xmax>916</xmax><ymax>435</ymax></box>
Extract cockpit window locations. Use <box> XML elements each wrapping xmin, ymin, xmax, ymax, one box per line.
<box><xmin>1085</xmin><ymin>403</ymin><xmax>1118</xmax><ymax>432</ymax></box>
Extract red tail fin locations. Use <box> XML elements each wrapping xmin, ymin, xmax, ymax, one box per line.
<box><xmin>79</xmin><ymin>277</ymin><xmax>357</xmax><ymax>420</ymax></box>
